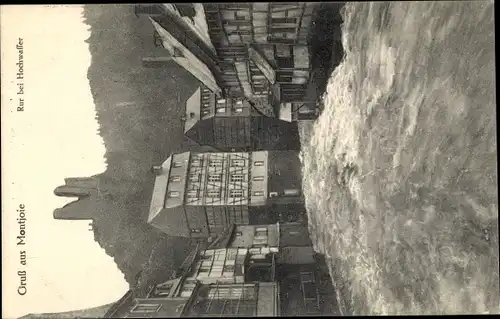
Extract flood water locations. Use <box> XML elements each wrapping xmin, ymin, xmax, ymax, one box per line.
<box><xmin>300</xmin><ymin>1</ymin><xmax>498</xmax><ymax>315</ymax></box>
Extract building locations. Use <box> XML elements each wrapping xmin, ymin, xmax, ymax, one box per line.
<box><xmin>147</xmin><ymin>150</ymin><xmax>305</xmax><ymax>240</ymax></box>
<box><xmin>183</xmin><ymin>84</ymin><xmax>303</xmax><ymax>151</ymax></box>
<box><xmin>135</xmin><ymin>3</ymin><xmax>321</xmax><ymax>151</ymax></box>
<box><xmin>105</xmin><ymin>222</ymin><xmax>335</xmax><ymax>317</ymax></box>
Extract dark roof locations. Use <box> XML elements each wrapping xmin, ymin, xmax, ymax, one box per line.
<box><xmin>174</xmin><ymin>243</ymin><xmax>201</xmax><ymax>277</ymax></box>
<box><xmin>267</xmin><ymin>150</ymin><xmax>303</xmax><ymax>192</ymax></box>
<box><xmin>206</xmin><ymin>225</ymin><xmax>236</xmax><ymax>250</ymax></box>
<box><xmin>103</xmin><ymin>290</ymin><xmax>134</xmax><ymax>318</ymax></box>
<box><xmin>149</xmin><ymin>206</ymin><xmax>190</xmax><ymax>237</ymax></box>
<box><xmin>185</xmin><ymin>117</ymin><xmax>216</xmax><ymax>147</ymax></box>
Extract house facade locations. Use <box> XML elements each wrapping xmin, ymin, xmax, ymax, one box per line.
<box><xmin>105</xmin><ymin>222</ymin><xmax>333</xmax><ymax>318</ymax></box>
<box><xmin>147</xmin><ymin>150</ymin><xmax>306</xmax><ymax>239</ymax></box>
<box><xmin>183</xmin><ymin>84</ymin><xmax>302</xmax><ymax>151</ymax></box>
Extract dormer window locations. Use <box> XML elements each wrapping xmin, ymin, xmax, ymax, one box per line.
<box><xmin>130</xmin><ymin>303</ymin><xmax>161</xmax><ymax>313</ymax></box>
<box><xmin>173</xmin><ymin>161</ymin><xmax>182</xmax><ymax>168</ymax></box>
<box><xmin>169</xmin><ymin>175</ymin><xmax>181</xmax><ymax>182</ymax></box>
<box><xmin>168</xmin><ymin>191</ymin><xmax>180</xmax><ymax>198</ymax></box>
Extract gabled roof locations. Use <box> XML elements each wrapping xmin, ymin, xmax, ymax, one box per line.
<box><xmin>149</xmin><ymin>206</ymin><xmax>190</xmax><ymax>237</ymax></box>
<box><xmin>147</xmin><ymin>154</ymin><xmax>191</xmax><ymax>237</ymax></box>
<box><xmin>148</xmin><ymin>156</ymin><xmax>173</xmax><ymax>223</ymax></box>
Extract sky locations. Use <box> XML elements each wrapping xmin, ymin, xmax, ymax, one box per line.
<box><xmin>1</xmin><ymin>5</ymin><xmax>129</xmax><ymax>318</ymax></box>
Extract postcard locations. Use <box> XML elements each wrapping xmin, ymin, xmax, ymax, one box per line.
<box><xmin>1</xmin><ymin>2</ymin><xmax>498</xmax><ymax>318</ymax></box>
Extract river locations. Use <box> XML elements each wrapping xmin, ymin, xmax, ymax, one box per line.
<box><xmin>300</xmin><ymin>1</ymin><xmax>498</xmax><ymax>315</ymax></box>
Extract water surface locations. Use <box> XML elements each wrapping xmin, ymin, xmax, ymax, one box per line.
<box><xmin>300</xmin><ymin>1</ymin><xmax>498</xmax><ymax>315</ymax></box>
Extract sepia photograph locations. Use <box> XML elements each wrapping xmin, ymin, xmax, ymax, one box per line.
<box><xmin>1</xmin><ymin>2</ymin><xmax>498</xmax><ymax>318</ymax></box>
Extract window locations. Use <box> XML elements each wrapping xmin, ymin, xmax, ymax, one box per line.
<box><xmin>203</xmin><ymin>250</ymin><xmax>214</xmax><ymax>256</ymax></box>
<box><xmin>253</xmin><ymin>191</ymin><xmax>264</xmax><ymax>196</ymax></box>
<box><xmin>189</xmin><ymin>174</ymin><xmax>201</xmax><ymax>182</ymax></box>
<box><xmin>234</xmin><ymin>107</ymin><xmax>243</xmax><ymax>113</ymax></box>
<box><xmin>235</xmin><ymin>100</ymin><xmax>243</xmax><ymax>105</ymax></box>
<box><xmin>207</xmin><ymin>190</ymin><xmax>221</xmax><ymax>198</ymax></box>
<box><xmin>230</xmin><ymin>189</ymin><xmax>244</xmax><ymax>198</ymax></box>
<box><xmin>180</xmin><ymin>283</ymin><xmax>196</xmax><ymax>296</ymax></box>
<box><xmin>217</xmin><ymin>98</ymin><xmax>226</xmax><ymax>104</ymax></box>
<box><xmin>255</xmin><ymin>230</ymin><xmax>267</xmax><ymax>237</ymax></box>
<box><xmin>269</xmin><ymin>191</ymin><xmax>278</xmax><ymax>197</ymax></box>
<box><xmin>226</xmin><ymin>249</ymin><xmax>238</xmax><ymax>260</ymax></box>
<box><xmin>249</xmin><ymin>247</ymin><xmax>261</xmax><ymax>255</ymax></box>
<box><xmin>254</xmin><ymin>161</ymin><xmax>264</xmax><ymax>166</ymax></box>
<box><xmin>198</xmin><ymin>268</ymin><xmax>210</xmax><ymax>276</ymax></box>
<box><xmin>235</xmin><ymin>231</ymin><xmax>243</xmax><ymax>237</ymax></box>
<box><xmin>153</xmin><ymin>283</ymin><xmax>173</xmax><ymax>297</ymax></box>
<box><xmin>191</xmin><ymin>228</ymin><xmax>202</xmax><ymax>233</ymax></box>
<box><xmin>211</xmin><ymin>266</ymin><xmax>223</xmax><ymax>276</ymax></box>
<box><xmin>169</xmin><ymin>175</ymin><xmax>181</xmax><ymax>182</ymax></box>
<box><xmin>272</xmin><ymin>17</ymin><xmax>297</xmax><ymax>24</ymax></box>
<box><xmin>173</xmin><ymin>161</ymin><xmax>182</xmax><ymax>168</ymax></box>
<box><xmin>131</xmin><ymin>303</ymin><xmax>161</xmax><ymax>313</ymax></box>
<box><xmin>201</xmin><ymin>252</ymin><xmax>212</xmax><ymax>260</ymax></box>
<box><xmin>191</xmin><ymin>159</ymin><xmax>202</xmax><ymax>166</ymax></box>
<box><xmin>253</xmin><ymin>240</ymin><xmax>267</xmax><ymax>247</ymax></box>
<box><xmin>231</xmin><ymin>174</ymin><xmax>244</xmax><ymax>182</ymax></box>
<box><xmin>209</xmin><ymin>159</ymin><xmax>223</xmax><ymax>167</ymax></box>
<box><xmin>214</xmin><ymin>250</ymin><xmax>226</xmax><ymax>260</ymax></box>
<box><xmin>253</xmin><ymin>176</ymin><xmax>264</xmax><ymax>181</ymax></box>
<box><xmin>223</xmin><ymin>265</ymin><xmax>235</xmax><ymax>273</ymax></box>
<box><xmin>208</xmin><ymin>174</ymin><xmax>222</xmax><ymax>182</ymax></box>
<box><xmin>300</xmin><ymin>271</ymin><xmax>315</xmax><ymax>283</ymax></box>
<box><xmin>284</xmin><ymin>189</ymin><xmax>300</xmax><ymax>196</ymax></box>
<box><xmin>187</xmin><ymin>190</ymin><xmax>199</xmax><ymax>198</ymax></box>
<box><xmin>217</xmin><ymin>107</ymin><xmax>226</xmax><ymax>113</ymax></box>
<box><xmin>168</xmin><ymin>191</ymin><xmax>180</xmax><ymax>198</ymax></box>
<box><xmin>207</xmin><ymin>285</ymin><xmax>256</xmax><ymax>300</ymax></box>
<box><xmin>235</xmin><ymin>10</ymin><xmax>248</xmax><ymax>20</ymax></box>
<box><xmin>231</xmin><ymin>159</ymin><xmax>245</xmax><ymax>167</ymax></box>
<box><xmin>180</xmin><ymin>288</ymin><xmax>194</xmax><ymax>298</ymax></box>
